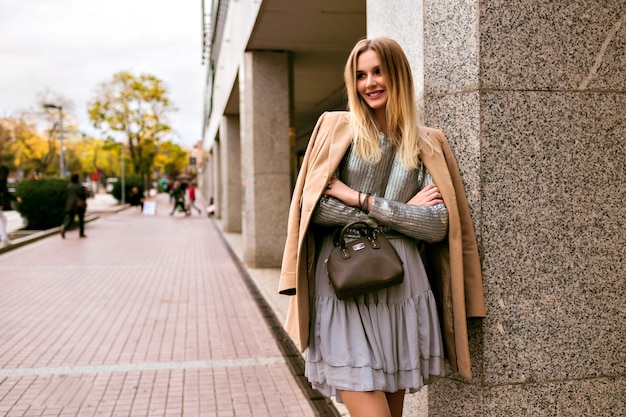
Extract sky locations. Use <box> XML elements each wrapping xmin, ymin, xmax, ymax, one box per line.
<box><xmin>0</xmin><ymin>0</ymin><xmax>206</xmax><ymax>148</ymax></box>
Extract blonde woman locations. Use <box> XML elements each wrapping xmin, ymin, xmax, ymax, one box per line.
<box><xmin>279</xmin><ymin>37</ymin><xmax>485</xmax><ymax>417</ymax></box>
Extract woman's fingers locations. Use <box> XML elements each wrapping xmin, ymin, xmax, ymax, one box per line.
<box><xmin>408</xmin><ymin>184</ymin><xmax>443</xmax><ymax>206</ymax></box>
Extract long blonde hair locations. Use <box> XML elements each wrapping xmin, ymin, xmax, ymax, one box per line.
<box><xmin>344</xmin><ymin>37</ymin><xmax>436</xmax><ymax>169</ymax></box>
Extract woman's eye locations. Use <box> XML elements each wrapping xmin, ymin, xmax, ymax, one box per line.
<box><xmin>374</xmin><ymin>68</ymin><xmax>382</xmax><ymax>75</ymax></box>
<box><xmin>356</xmin><ymin>73</ymin><xmax>365</xmax><ymax>79</ymax></box>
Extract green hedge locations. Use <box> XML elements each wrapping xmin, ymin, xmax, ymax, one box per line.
<box><xmin>15</xmin><ymin>178</ymin><xmax>68</xmax><ymax>230</ymax></box>
<box><xmin>111</xmin><ymin>176</ymin><xmax>144</xmax><ymax>202</ymax></box>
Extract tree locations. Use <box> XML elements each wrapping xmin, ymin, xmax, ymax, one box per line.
<box><xmin>87</xmin><ymin>71</ymin><xmax>177</xmax><ymax>188</ymax></box>
<box><xmin>74</xmin><ymin>135</ymin><xmax>106</xmax><ymax>178</ymax></box>
<box><xmin>1</xmin><ymin>116</ymin><xmax>60</xmax><ymax>177</ymax></box>
<box><xmin>0</xmin><ymin>119</ymin><xmax>18</xmax><ymax>169</ymax></box>
<box><xmin>153</xmin><ymin>140</ymin><xmax>188</xmax><ymax>179</ymax></box>
<box><xmin>10</xmin><ymin>116</ymin><xmax>58</xmax><ymax>177</ymax></box>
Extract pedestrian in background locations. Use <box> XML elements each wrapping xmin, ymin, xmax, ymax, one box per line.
<box><xmin>61</xmin><ymin>172</ymin><xmax>87</xmax><ymax>239</ymax></box>
<box><xmin>279</xmin><ymin>37</ymin><xmax>485</xmax><ymax>417</ymax></box>
<box><xmin>169</xmin><ymin>181</ymin><xmax>189</xmax><ymax>216</ymax></box>
<box><xmin>0</xmin><ymin>165</ymin><xmax>22</xmax><ymax>247</ymax></box>
<box><xmin>206</xmin><ymin>197</ymin><xmax>216</xmax><ymax>217</ymax></box>
<box><xmin>129</xmin><ymin>186</ymin><xmax>144</xmax><ymax>211</ymax></box>
<box><xmin>187</xmin><ymin>182</ymin><xmax>202</xmax><ymax>215</ymax></box>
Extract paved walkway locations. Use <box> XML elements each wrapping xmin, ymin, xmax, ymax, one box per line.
<box><xmin>0</xmin><ymin>193</ymin><xmax>338</xmax><ymax>417</ymax></box>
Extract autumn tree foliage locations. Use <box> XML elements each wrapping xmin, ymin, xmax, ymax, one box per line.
<box><xmin>153</xmin><ymin>140</ymin><xmax>189</xmax><ymax>181</ymax></box>
<box><xmin>87</xmin><ymin>71</ymin><xmax>177</xmax><ymax>187</ymax></box>
<box><xmin>0</xmin><ymin>119</ymin><xmax>17</xmax><ymax>169</ymax></box>
<box><xmin>0</xmin><ymin>84</ymin><xmax>188</xmax><ymax>184</ymax></box>
<box><xmin>1</xmin><ymin>116</ymin><xmax>58</xmax><ymax>176</ymax></box>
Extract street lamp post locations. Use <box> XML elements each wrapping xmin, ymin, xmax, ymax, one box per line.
<box><xmin>43</xmin><ymin>103</ymin><xmax>65</xmax><ymax>177</ymax></box>
<box><xmin>120</xmin><ymin>143</ymin><xmax>125</xmax><ymax>205</ymax></box>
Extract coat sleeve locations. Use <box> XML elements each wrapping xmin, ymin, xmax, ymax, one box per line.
<box><xmin>278</xmin><ymin>112</ymin><xmax>328</xmax><ymax>295</ymax></box>
<box><xmin>439</xmin><ymin>135</ymin><xmax>486</xmax><ymax>318</ymax></box>
<box><xmin>422</xmin><ymin>127</ymin><xmax>486</xmax><ymax>380</ymax></box>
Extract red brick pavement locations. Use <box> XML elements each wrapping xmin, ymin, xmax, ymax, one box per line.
<box><xmin>0</xmin><ymin>194</ymin><xmax>325</xmax><ymax>417</ymax></box>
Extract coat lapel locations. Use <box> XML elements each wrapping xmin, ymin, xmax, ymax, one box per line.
<box><xmin>326</xmin><ymin>112</ymin><xmax>352</xmax><ymax>180</ymax></box>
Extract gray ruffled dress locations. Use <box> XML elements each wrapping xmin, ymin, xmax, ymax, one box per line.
<box><xmin>305</xmin><ymin>135</ymin><xmax>448</xmax><ymax>401</ymax></box>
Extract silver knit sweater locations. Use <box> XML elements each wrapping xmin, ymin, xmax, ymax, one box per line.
<box><xmin>311</xmin><ymin>135</ymin><xmax>449</xmax><ymax>243</ymax></box>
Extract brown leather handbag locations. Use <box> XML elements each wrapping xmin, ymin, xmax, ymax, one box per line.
<box><xmin>327</xmin><ymin>221</ymin><xmax>404</xmax><ymax>300</ymax></box>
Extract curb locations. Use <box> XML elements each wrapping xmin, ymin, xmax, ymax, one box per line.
<box><xmin>0</xmin><ymin>201</ymin><xmax>130</xmax><ymax>255</ymax></box>
<box><xmin>0</xmin><ymin>214</ymin><xmax>100</xmax><ymax>255</ymax></box>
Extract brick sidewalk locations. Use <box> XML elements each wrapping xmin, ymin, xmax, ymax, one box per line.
<box><xmin>0</xmin><ymin>194</ymin><xmax>332</xmax><ymax>417</ymax></box>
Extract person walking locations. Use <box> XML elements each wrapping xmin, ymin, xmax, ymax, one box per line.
<box><xmin>129</xmin><ymin>186</ymin><xmax>144</xmax><ymax>211</ymax></box>
<box><xmin>279</xmin><ymin>37</ymin><xmax>486</xmax><ymax>417</ymax></box>
<box><xmin>169</xmin><ymin>181</ymin><xmax>189</xmax><ymax>216</ymax></box>
<box><xmin>61</xmin><ymin>172</ymin><xmax>88</xmax><ymax>239</ymax></box>
<box><xmin>0</xmin><ymin>165</ymin><xmax>22</xmax><ymax>247</ymax></box>
<box><xmin>187</xmin><ymin>182</ymin><xmax>202</xmax><ymax>215</ymax></box>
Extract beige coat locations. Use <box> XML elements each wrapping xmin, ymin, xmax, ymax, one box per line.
<box><xmin>278</xmin><ymin>111</ymin><xmax>486</xmax><ymax>380</ymax></box>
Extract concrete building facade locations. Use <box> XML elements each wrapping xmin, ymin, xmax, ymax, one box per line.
<box><xmin>200</xmin><ymin>0</ymin><xmax>626</xmax><ymax>415</ymax></box>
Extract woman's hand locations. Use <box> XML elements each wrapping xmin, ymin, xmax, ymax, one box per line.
<box><xmin>323</xmin><ymin>177</ymin><xmax>360</xmax><ymax>207</ymax></box>
<box><xmin>407</xmin><ymin>184</ymin><xmax>443</xmax><ymax>207</ymax></box>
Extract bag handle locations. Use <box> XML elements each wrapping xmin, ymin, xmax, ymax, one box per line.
<box><xmin>333</xmin><ymin>221</ymin><xmax>379</xmax><ymax>248</ymax></box>
<box><xmin>331</xmin><ymin>156</ymin><xmax>394</xmax><ymax>248</ymax></box>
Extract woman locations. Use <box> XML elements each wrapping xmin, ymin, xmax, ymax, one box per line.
<box><xmin>0</xmin><ymin>165</ymin><xmax>22</xmax><ymax>247</ymax></box>
<box><xmin>279</xmin><ymin>37</ymin><xmax>486</xmax><ymax>416</ymax></box>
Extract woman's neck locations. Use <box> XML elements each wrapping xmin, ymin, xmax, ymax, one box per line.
<box><xmin>374</xmin><ymin>109</ymin><xmax>387</xmax><ymax>135</ymax></box>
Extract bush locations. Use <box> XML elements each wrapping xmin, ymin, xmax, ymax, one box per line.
<box><xmin>16</xmin><ymin>178</ymin><xmax>68</xmax><ymax>230</ymax></box>
<box><xmin>111</xmin><ymin>176</ymin><xmax>144</xmax><ymax>202</ymax></box>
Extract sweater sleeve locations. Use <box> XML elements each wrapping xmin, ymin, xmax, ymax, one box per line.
<box><xmin>367</xmin><ymin>170</ymin><xmax>449</xmax><ymax>243</ymax></box>
<box><xmin>311</xmin><ymin>195</ymin><xmax>376</xmax><ymax>227</ymax></box>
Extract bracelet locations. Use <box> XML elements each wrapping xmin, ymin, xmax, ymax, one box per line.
<box><xmin>358</xmin><ymin>191</ymin><xmax>363</xmax><ymax>210</ymax></box>
<box><xmin>363</xmin><ymin>193</ymin><xmax>371</xmax><ymax>213</ymax></box>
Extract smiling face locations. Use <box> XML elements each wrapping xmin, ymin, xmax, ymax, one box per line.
<box><xmin>356</xmin><ymin>49</ymin><xmax>388</xmax><ymax>115</ymax></box>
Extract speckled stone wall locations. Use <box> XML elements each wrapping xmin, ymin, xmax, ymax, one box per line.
<box><xmin>239</xmin><ymin>51</ymin><xmax>292</xmax><ymax>268</ymax></box>
<box><xmin>367</xmin><ymin>0</ymin><xmax>425</xmax><ymax>105</ymax></box>
<box><xmin>370</xmin><ymin>0</ymin><xmax>626</xmax><ymax>415</ymax></box>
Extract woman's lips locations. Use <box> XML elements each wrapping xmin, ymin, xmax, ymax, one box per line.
<box><xmin>367</xmin><ymin>90</ymin><xmax>384</xmax><ymax>98</ymax></box>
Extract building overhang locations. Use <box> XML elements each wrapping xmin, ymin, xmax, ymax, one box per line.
<box><xmin>232</xmin><ymin>0</ymin><xmax>365</xmax><ymax>149</ymax></box>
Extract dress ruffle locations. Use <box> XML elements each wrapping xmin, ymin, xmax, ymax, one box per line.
<box><xmin>305</xmin><ymin>234</ymin><xmax>445</xmax><ymax>402</ymax></box>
